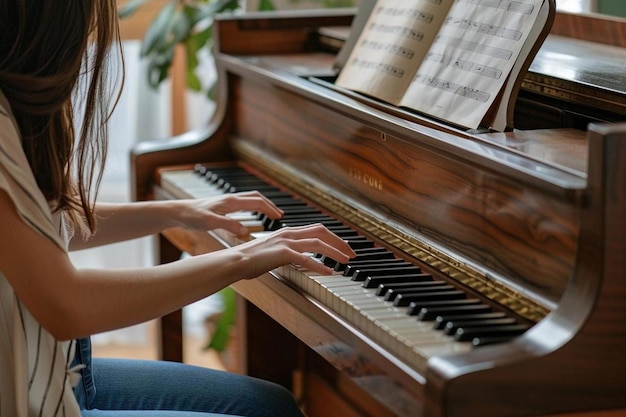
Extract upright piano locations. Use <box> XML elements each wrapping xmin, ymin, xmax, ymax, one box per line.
<box><xmin>131</xmin><ymin>6</ymin><xmax>626</xmax><ymax>417</ymax></box>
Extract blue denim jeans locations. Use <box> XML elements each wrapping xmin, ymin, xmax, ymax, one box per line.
<box><xmin>72</xmin><ymin>338</ymin><xmax>305</xmax><ymax>417</ymax></box>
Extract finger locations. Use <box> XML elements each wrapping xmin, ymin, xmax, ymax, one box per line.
<box><xmin>276</xmin><ymin>224</ymin><xmax>356</xmax><ymax>259</ymax></box>
<box><xmin>224</xmin><ymin>194</ymin><xmax>284</xmax><ymax>219</ymax></box>
<box><xmin>297</xmin><ymin>254</ymin><xmax>336</xmax><ymax>275</ymax></box>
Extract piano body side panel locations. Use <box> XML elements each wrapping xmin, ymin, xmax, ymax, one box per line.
<box><xmin>425</xmin><ymin>123</ymin><xmax>626</xmax><ymax>417</ymax></box>
<box><xmin>227</xmin><ymin>70</ymin><xmax>579</xmax><ymax>309</ymax></box>
<box><xmin>131</xmin><ymin>123</ymin><xmax>233</xmax><ymax>202</ymax></box>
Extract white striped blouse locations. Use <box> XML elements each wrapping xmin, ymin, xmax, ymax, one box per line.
<box><xmin>0</xmin><ymin>90</ymin><xmax>82</xmax><ymax>417</ymax></box>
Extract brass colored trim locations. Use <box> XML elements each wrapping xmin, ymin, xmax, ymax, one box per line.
<box><xmin>522</xmin><ymin>73</ymin><xmax>626</xmax><ymax>116</ymax></box>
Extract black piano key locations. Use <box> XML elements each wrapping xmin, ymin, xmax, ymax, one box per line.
<box><xmin>435</xmin><ymin>311</ymin><xmax>508</xmax><ymax>330</ymax></box>
<box><xmin>346</xmin><ymin>251</ymin><xmax>397</xmax><ymax>263</ymax></box>
<box><xmin>384</xmin><ymin>285</ymin><xmax>457</xmax><ymax>302</ymax></box>
<box><xmin>268</xmin><ymin>198</ymin><xmax>309</xmax><ymax>208</ymax></box>
<box><xmin>322</xmin><ymin>247</ymin><xmax>394</xmax><ymax>268</ymax></box>
<box><xmin>454</xmin><ymin>324</ymin><xmax>530</xmax><ymax>342</ymax></box>
<box><xmin>335</xmin><ymin>257</ymin><xmax>406</xmax><ymax>273</ymax></box>
<box><xmin>201</xmin><ymin>167</ymin><xmax>247</xmax><ymax>181</ymax></box>
<box><xmin>279</xmin><ymin>216</ymin><xmax>341</xmax><ymax>225</ymax></box>
<box><xmin>345</xmin><ymin>239</ymin><xmax>376</xmax><ymax>250</ymax></box>
<box><xmin>407</xmin><ymin>298</ymin><xmax>482</xmax><ymax>315</ymax></box>
<box><xmin>375</xmin><ymin>280</ymin><xmax>445</xmax><ymax>296</ymax></box>
<box><xmin>443</xmin><ymin>316</ymin><xmax>516</xmax><ymax>334</ymax></box>
<box><xmin>260</xmin><ymin>206</ymin><xmax>322</xmax><ymax>222</ymax></box>
<box><xmin>220</xmin><ymin>179</ymin><xmax>274</xmax><ymax>190</ymax></box>
<box><xmin>256</xmin><ymin>190</ymin><xmax>295</xmax><ymax>200</ymax></box>
<box><xmin>472</xmin><ymin>336</ymin><xmax>518</xmax><ymax>346</ymax></box>
<box><xmin>363</xmin><ymin>273</ymin><xmax>433</xmax><ymax>288</ymax></box>
<box><xmin>326</xmin><ymin>228</ymin><xmax>361</xmax><ymax>238</ymax></box>
<box><xmin>279</xmin><ymin>212</ymin><xmax>332</xmax><ymax>221</ymax></box>
<box><xmin>313</xmin><ymin>236</ymin><xmax>371</xmax><ymax>259</ymax></box>
<box><xmin>393</xmin><ymin>290</ymin><xmax>466</xmax><ymax>307</ymax></box>
<box><xmin>343</xmin><ymin>259</ymin><xmax>412</xmax><ymax>276</ymax></box>
<box><xmin>212</xmin><ymin>174</ymin><xmax>255</xmax><ymax>185</ymax></box>
<box><xmin>351</xmin><ymin>265</ymin><xmax>421</xmax><ymax>281</ymax></box>
<box><xmin>419</xmin><ymin>303</ymin><xmax>494</xmax><ymax>321</ymax></box>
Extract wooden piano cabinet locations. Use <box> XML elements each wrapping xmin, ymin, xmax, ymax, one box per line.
<box><xmin>425</xmin><ymin>123</ymin><xmax>626</xmax><ymax>417</ymax></box>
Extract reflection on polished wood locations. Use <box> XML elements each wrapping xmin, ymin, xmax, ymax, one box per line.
<box><xmin>131</xmin><ymin>8</ymin><xmax>626</xmax><ymax>417</ymax></box>
<box><xmin>552</xmin><ymin>10</ymin><xmax>626</xmax><ymax>47</ymax></box>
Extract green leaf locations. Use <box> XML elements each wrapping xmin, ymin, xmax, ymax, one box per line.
<box><xmin>194</xmin><ymin>0</ymin><xmax>239</xmax><ymax>22</ymax></box>
<box><xmin>170</xmin><ymin>9</ymin><xmax>192</xmax><ymax>44</ymax></box>
<box><xmin>188</xmin><ymin>25</ymin><xmax>213</xmax><ymax>52</ymax></box>
<box><xmin>207</xmin><ymin>287</ymin><xmax>237</xmax><ymax>352</ymax></box>
<box><xmin>145</xmin><ymin>46</ymin><xmax>174</xmax><ymax>89</ymax></box>
<box><xmin>186</xmin><ymin>70</ymin><xmax>202</xmax><ymax>92</ymax></box>
<box><xmin>140</xmin><ymin>1</ymin><xmax>177</xmax><ymax>57</ymax></box>
<box><xmin>118</xmin><ymin>0</ymin><xmax>153</xmax><ymax>19</ymax></box>
<box><xmin>258</xmin><ymin>0</ymin><xmax>276</xmax><ymax>11</ymax></box>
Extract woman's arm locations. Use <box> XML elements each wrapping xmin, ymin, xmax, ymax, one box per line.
<box><xmin>69</xmin><ymin>191</ymin><xmax>284</xmax><ymax>250</ymax></box>
<box><xmin>0</xmin><ymin>190</ymin><xmax>354</xmax><ymax>341</ymax></box>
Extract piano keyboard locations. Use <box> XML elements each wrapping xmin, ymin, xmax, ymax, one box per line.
<box><xmin>159</xmin><ymin>164</ymin><xmax>533</xmax><ymax>374</ymax></box>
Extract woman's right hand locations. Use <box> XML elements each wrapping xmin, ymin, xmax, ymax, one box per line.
<box><xmin>228</xmin><ymin>223</ymin><xmax>356</xmax><ymax>278</ymax></box>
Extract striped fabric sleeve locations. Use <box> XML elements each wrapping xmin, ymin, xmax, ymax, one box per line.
<box><xmin>0</xmin><ymin>91</ymin><xmax>82</xmax><ymax>417</ymax></box>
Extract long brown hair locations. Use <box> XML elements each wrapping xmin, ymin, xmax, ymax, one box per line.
<box><xmin>0</xmin><ymin>0</ymin><xmax>122</xmax><ymax>235</ymax></box>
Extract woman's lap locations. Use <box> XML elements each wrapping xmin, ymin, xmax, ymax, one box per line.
<box><xmin>77</xmin><ymin>357</ymin><xmax>304</xmax><ymax>417</ymax></box>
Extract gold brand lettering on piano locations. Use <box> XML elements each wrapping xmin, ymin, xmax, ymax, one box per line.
<box><xmin>349</xmin><ymin>167</ymin><xmax>383</xmax><ymax>191</ymax></box>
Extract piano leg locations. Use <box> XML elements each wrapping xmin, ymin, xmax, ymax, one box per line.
<box><xmin>241</xmin><ymin>302</ymin><xmax>300</xmax><ymax>389</ymax></box>
<box><xmin>157</xmin><ymin>233</ymin><xmax>184</xmax><ymax>362</ymax></box>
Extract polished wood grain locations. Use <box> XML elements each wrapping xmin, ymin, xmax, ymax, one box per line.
<box><xmin>552</xmin><ymin>10</ymin><xmax>626</xmax><ymax>47</ymax></box>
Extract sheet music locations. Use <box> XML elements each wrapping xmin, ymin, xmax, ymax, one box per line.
<box><xmin>336</xmin><ymin>0</ymin><xmax>546</xmax><ymax>129</ymax></box>
<box><xmin>400</xmin><ymin>0</ymin><xmax>544</xmax><ymax>128</ymax></box>
<box><xmin>336</xmin><ymin>0</ymin><xmax>456</xmax><ymax>105</ymax></box>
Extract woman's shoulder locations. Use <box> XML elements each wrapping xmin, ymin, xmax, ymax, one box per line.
<box><xmin>0</xmin><ymin>89</ymin><xmax>67</xmax><ymax>249</ymax></box>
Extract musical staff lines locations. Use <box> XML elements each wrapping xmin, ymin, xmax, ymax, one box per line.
<box><xmin>359</xmin><ymin>40</ymin><xmax>416</xmax><ymax>60</ymax></box>
<box><xmin>435</xmin><ymin>35</ymin><xmax>513</xmax><ymax>60</ymax></box>
<box><xmin>444</xmin><ymin>16</ymin><xmax>523</xmax><ymax>41</ymax></box>
<box><xmin>457</xmin><ymin>0</ymin><xmax>535</xmax><ymax>14</ymax></box>
<box><xmin>426</xmin><ymin>53</ymin><xmax>503</xmax><ymax>79</ymax></box>
<box><xmin>349</xmin><ymin>58</ymin><xmax>406</xmax><ymax>78</ymax></box>
<box><xmin>374</xmin><ymin>6</ymin><xmax>435</xmax><ymax>24</ymax></box>
<box><xmin>368</xmin><ymin>23</ymin><xmax>426</xmax><ymax>42</ymax></box>
<box><xmin>414</xmin><ymin>74</ymin><xmax>491</xmax><ymax>102</ymax></box>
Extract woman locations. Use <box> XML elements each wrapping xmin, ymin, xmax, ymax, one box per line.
<box><xmin>0</xmin><ymin>1</ymin><xmax>355</xmax><ymax>416</ymax></box>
